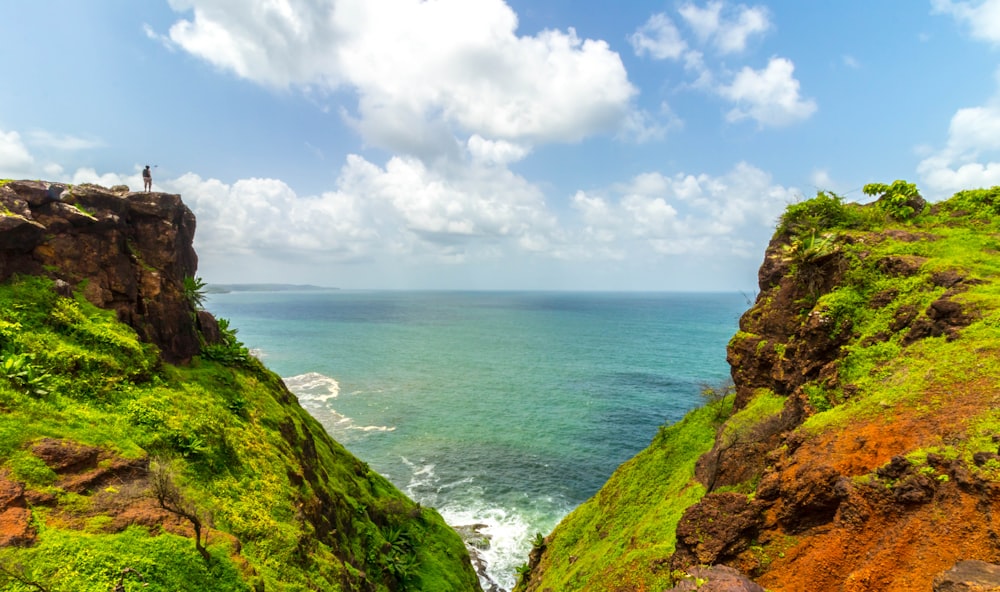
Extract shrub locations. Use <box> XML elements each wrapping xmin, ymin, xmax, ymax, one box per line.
<box><xmin>778</xmin><ymin>191</ymin><xmax>860</xmax><ymax>237</ymax></box>
<box><xmin>183</xmin><ymin>276</ymin><xmax>207</xmax><ymax>311</ymax></box>
<box><xmin>937</xmin><ymin>186</ymin><xmax>1000</xmax><ymax>220</ymax></box>
<box><xmin>863</xmin><ymin>180</ymin><xmax>925</xmax><ymax>221</ymax></box>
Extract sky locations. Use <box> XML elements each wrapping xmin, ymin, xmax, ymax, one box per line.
<box><xmin>2</xmin><ymin>1</ymin><xmax>999</xmax><ymax>291</ymax></box>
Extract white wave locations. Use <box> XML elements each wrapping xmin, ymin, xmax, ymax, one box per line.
<box><xmin>284</xmin><ymin>373</ymin><xmax>396</xmax><ymax>434</ymax></box>
<box><xmin>397</xmin><ymin>456</ymin><xmax>558</xmax><ymax>591</ymax></box>
<box><xmin>283</xmin><ymin>372</ymin><xmax>340</xmax><ymax>403</ymax></box>
<box><xmin>440</xmin><ymin>503</ymin><xmax>536</xmax><ymax>592</ymax></box>
<box><xmin>401</xmin><ymin>457</ymin><xmax>438</xmax><ymax>493</ymax></box>
<box><xmin>349</xmin><ymin>424</ymin><xmax>396</xmax><ymax>432</ymax></box>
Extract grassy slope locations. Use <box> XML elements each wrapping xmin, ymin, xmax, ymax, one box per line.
<box><xmin>0</xmin><ymin>277</ymin><xmax>480</xmax><ymax>591</ymax></box>
<box><xmin>517</xmin><ymin>184</ymin><xmax>1000</xmax><ymax>591</ymax></box>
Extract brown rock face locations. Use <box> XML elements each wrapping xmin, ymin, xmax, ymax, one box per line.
<box><xmin>934</xmin><ymin>560</ymin><xmax>1000</xmax><ymax>592</ymax></box>
<box><xmin>0</xmin><ymin>180</ymin><xmax>199</xmax><ymax>363</ymax></box>
<box><xmin>672</xmin><ymin>493</ymin><xmax>764</xmax><ymax>568</ymax></box>
<box><xmin>669</xmin><ymin>565</ymin><xmax>765</xmax><ymax>592</ymax></box>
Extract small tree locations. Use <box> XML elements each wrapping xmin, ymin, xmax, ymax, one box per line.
<box><xmin>699</xmin><ymin>379</ymin><xmax>736</xmax><ymax>421</ymax></box>
<box><xmin>149</xmin><ymin>460</ymin><xmax>212</xmax><ymax>563</ymax></box>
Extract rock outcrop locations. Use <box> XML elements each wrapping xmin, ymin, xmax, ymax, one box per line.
<box><xmin>0</xmin><ymin>180</ymin><xmax>200</xmax><ymax>363</ymax></box>
<box><xmin>0</xmin><ymin>179</ymin><xmax>483</xmax><ymax>591</ymax></box>
<box><xmin>516</xmin><ymin>185</ymin><xmax>1000</xmax><ymax>592</ymax></box>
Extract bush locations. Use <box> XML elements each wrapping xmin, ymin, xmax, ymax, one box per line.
<box><xmin>778</xmin><ymin>191</ymin><xmax>860</xmax><ymax>237</ymax></box>
<box><xmin>863</xmin><ymin>180</ymin><xmax>925</xmax><ymax>221</ymax></box>
<box><xmin>937</xmin><ymin>186</ymin><xmax>1000</xmax><ymax>220</ymax></box>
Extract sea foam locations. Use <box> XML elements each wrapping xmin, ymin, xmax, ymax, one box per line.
<box><xmin>284</xmin><ymin>372</ymin><xmax>340</xmax><ymax>402</ymax></box>
<box><xmin>284</xmin><ymin>372</ymin><xmax>396</xmax><ymax>434</ymax></box>
<box><xmin>400</xmin><ymin>456</ymin><xmax>556</xmax><ymax>592</ymax></box>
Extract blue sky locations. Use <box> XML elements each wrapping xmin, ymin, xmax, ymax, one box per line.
<box><xmin>2</xmin><ymin>1</ymin><xmax>999</xmax><ymax>290</ymax></box>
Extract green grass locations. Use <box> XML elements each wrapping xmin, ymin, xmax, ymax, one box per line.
<box><xmin>0</xmin><ymin>276</ymin><xmax>479</xmax><ymax>592</ymax></box>
<box><xmin>0</xmin><ymin>526</ymin><xmax>248</xmax><ymax>592</ymax></box>
<box><xmin>525</xmin><ymin>184</ymin><xmax>1000</xmax><ymax>591</ymax></box>
<box><xmin>514</xmin><ymin>403</ymin><xmax>719</xmax><ymax>591</ymax></box>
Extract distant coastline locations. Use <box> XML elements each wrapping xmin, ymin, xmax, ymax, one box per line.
<box><xmin>205</xmin><ymin>283</ymin><xmax>338</xmax><ymax>294</ymax></box>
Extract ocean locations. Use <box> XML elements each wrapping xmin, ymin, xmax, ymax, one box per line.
<box><xmin>204</xmin><ymin>290</ymin><xmax>747</xmax><ymax>590</ymax></box>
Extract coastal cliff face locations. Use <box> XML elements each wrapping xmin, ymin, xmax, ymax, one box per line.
<box><xmin>516</xmin><ymin>184</ymin><xmax>1000</xmax><ymax>592</ymax></box>
<box><xmin>0</xmin><ymin>180</ymin><xmax>481</xmax><ymax>591</ymax></box>
<box><xmin>0</xmin><ymin>181</ymin><xmax>199</xmax><ymax>363</ymax></box>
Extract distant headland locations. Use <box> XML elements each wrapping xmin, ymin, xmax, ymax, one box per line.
<box><xmin>205</xmin><ymin>283</ymin><xmax>338</xmax><ymax>294</ymax></box>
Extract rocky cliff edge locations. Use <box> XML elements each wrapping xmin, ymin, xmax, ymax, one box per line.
<box><xmin>516</xmin><ymin>183</ymin><xmax>1000</xmax><ymax>592</ymax></box>
<box><xmin>0</xmin><ymin>179</ymin><xmax>482</xmax><ymax>591</ymax></box>
<box><xmin>0</xmin><ymin>180</ymin><xmax>200</xmax><ymax>363</ymax></box>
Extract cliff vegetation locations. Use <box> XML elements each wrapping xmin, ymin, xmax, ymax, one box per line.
<box><xmin>516</xmin><ymin>182</ymin><xmax>1000</xmax><ymax>591</ymax></box>
<box><xmin>0</xmin><ymin>181</ymin><xmax>481</xmax><ymax>592</ymax></box>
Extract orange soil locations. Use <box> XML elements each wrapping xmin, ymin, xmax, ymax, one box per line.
<box><xmin>758</xmin><ymin>379</ymin><xmax>1000</xmax><ymax>591</ymax></box>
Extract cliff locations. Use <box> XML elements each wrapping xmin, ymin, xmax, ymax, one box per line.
<box><xmin>0</xmin><ymin>180</ymin><xmax>482</xmax><ymax>591</ymax></box>
<box><xmin>515</xmin><ymin>183</ymin><xmax>1000</xmax><ymax>591</ymax></box>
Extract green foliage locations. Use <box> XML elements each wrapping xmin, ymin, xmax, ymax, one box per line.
<box><xmin>532</xmin><ymin>532</ymin><xmax>545</xmax><ymax>549</ymax></box>
<box><xmin>777</xmin><ymin>191</ymin><xmax>864</xmax><ymax>237</ymax></box>
<box><xmin>0</xmin><ymin>353</ymin><xmax>52</xmax><ymax>397</ymax></box>
<box><xmin>201</xmin><ymin>317</ymin><xmax>251</xmax><ymax>365</ymax></box>
<box><xmin>934</xmin><ymin>186</ymin><xmax>1000</xmax><ymax>221</ymax></box>
<box><xmin>514</xmin><ymin>404</ymin><xmax>718</xmax><ymax>591</ymax></box>
<box><xmin>804</xmin><ymin>383</ymin><xmax>832</xmax><ymax>412</ymax></box>
<box><xmin>183</xmin><ymin>276</ymin><xmax>207</xmax><ymax>311</ymax></box>
<box><xmin>775</xmin><ymin>191</ymin><xmax>873</xmax><ymax>240</ymax></box>
<box><xmin>0</xmin><ymin>275</ymin><xmax>480</xmax><ymax>592</ymax></box>
<box><xmin>699</xmin><ymin>379</ymin><xmax>736</xmax><ymax>421</ymax></box>
<box><xmin>0</xmin><ymin>526</ymin><xmax>249</xmax><ymax>592</ymax></box>
<box><xmin>7</xmin><ymin>450</ymin><xmax>57</xmax><ymax>486</ymax></box>
<box><xmin>863</xmin><ymin>179</ymin><xmax>924</xmax><ymax>221</ymax></box>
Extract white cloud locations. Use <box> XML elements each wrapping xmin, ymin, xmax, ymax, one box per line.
<box><xmin>917</xmin><ymin>103</ymin><xmax>1000</xmax><ymax>196</ymax></box>
<box><xmin>919</xmin><ymin>3</ymin><xmax>1000</xmax><ymax>196</ymax></box>
<box><xmin>0</xmin><ymin>130</ymin><xmax>35</xmax><ymax>178</ymax></box>
<box><xmin>1</xmin><ymin>122</ymin><xmax>792</xmax><ymax>288</ymax></box>
<box><xmin>162</xmin><ymin>0</ymin><xmax>638</xmax><ymax>156</ymax></box>
<box><xmin>630</xmin><ymin>13</ymin><xmax>687</xmax><ymax>60</ymax></box>
<box><xmin>932</xmin><ymin>0</ymin><xmax>1000</xmax><ymax>45</ymax></box>
<box><xmin>26</xmin><ymin>130</ymin><xmax>103</xmax><ymax>151</ymax></box>
<box><xmin>678</xmin><ymin>1</ymin><xmax>771</xmax><ymax>54</ymax></box>
<box><xmin>467</xmin><ymin>135</ymin><xmax>530</xmax><ymax>166</ymax></box>
<box><xmin>165</xmin><ymin>143</ymin><xmax>558</xmax><ymax>265</ymax></box>
<box><xmin>719</xmin><ymin>57</ymin><xmax>817</xmax><ymax>127</ymax></box>
<box><xmin>570</xmin><ymin>162</ymin><xmax>797</xmax><ymax>258</ymax></box>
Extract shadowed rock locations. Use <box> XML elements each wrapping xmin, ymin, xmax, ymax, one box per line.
<box><xmin>0</xmin><ymin>181</ymin><xmax>199</xmax><ymax>363</ymax></box>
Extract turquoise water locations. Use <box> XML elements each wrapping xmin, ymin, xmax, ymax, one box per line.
<box><xmin>204</xmin><ymin>290</ymin><xmax>747</xmax><ymax>589</ymax></box>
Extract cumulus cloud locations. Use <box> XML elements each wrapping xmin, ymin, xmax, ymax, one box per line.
<box><xmin>918</xmin><ymin>6</ymin><xmax>1000</xmax><ymax>197</ymax></box>
<box><xmin>932</xmin><ymin>0</ymin><xmax>1000</xmax><ymax>45</ymax></box>
<box><xmin>629</xmin><ymin>3</ymin><xmax>811</xmax><ymax>129</ymax></box>
<box><xmin>0</xmin><ymin>130</ymin><xmax>35</xmax><ymax>178</ymax></box>
<box><xmin>162</xmin><ymin>0</ymin><xmax>638</xmax><ymax>156</ymax></box>
<box><xmin>569</xmin><ymin>162</ymin><xmax>797</xmax><ymax>258</ymax></box>
<box><xmin>719</xmin><ymin>57</ymin><xmax>817</xmax><ymax>127</ymax></box>
<box><xmin>917</xmin><ymin>103</ymin><xmax>1000</xmax><ymax>196</ymax></box>
<box><xmin>162</xmin><ymin>145</ymin><xmax>558</xmax><ymax>265</ymax></box>
<box><xmin>678</xmin><ymin>0</ymin><xmax>771</xmax><ymax>54</ymax></box>
<box><xmin>1</xmin><ymin>122</ymin><xmax>792</xmax><ymax>288</ymax></box>
<box><xmin>630</xmin><ymin>13</ymin><xmax>687</xmax><ymax>60</ymax></box>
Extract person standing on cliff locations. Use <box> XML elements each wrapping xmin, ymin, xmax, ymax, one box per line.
<box><xmin>143</xmin><ymin>165</ymin><xmax>152</xmax><ymax>192</ymax></box>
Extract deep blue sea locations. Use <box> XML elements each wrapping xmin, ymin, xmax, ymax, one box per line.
<box><xmin>204</xmin><ymin>290</ymin><xmax>747</xmax><ymax>590</ymax></box>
